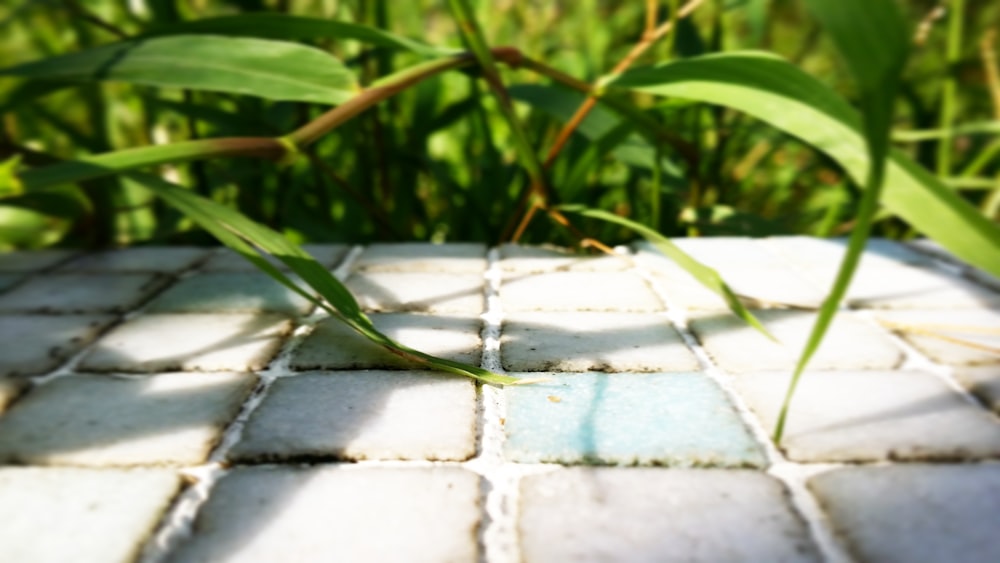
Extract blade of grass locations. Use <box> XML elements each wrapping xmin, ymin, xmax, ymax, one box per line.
<box><xmin>606</xmin><ymin>52</ymin><xmax>1000</xmax><ymax>278</ymax></box>
<box><xmin>773</xmin><ymin>0</ymin><xmax>910</xmax><ymax>441</ymax></box>
<box><xmin>18</xmin><ymin>138</ymin><xmax>287</xmax><ymax>190</ymax></box>
<box><xmin>557</xmin><ymin>204</ymin><xmax>773</xmax><ymax>340</ymax></box>
<box><xmin>124</xmin><ymin>170</ymin><xmax>521</xmax><ymax>386</ymax></box>
<box><xmin>0</xmin><ymin>35</ymin><xmax>359</xmax><ymax>104</ymax></box>
<box><xmin>140</xmin><ymin>13</ymin><xmax>453</xmax><ymax>57</ymax></box>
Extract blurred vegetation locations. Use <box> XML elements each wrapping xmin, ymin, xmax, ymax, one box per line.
<box><xmin>1</xmin><ymin>0</ymin><xmax>998</xmax><ymax>250</ymax></box>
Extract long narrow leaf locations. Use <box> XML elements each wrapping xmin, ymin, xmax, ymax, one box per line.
<box><xmin>774</xmin><ymin>0</ymin><xmax>909</xmax><ymax>441</ymax></box>
<box><xmin>137</xmin><ymin>171</ymin><xmax>521</xmax><ymax>385</ymax></box>
<box><xmin>606</xmin><ymin>52</ymin><xmax>1000</xmax><ymax>278</ymax></box>
<box><xmin>19</xmin><ymin>138</ymin><xmax>285</xmax><ymax>190</ymax></box>
<box><xmin>16</xmin><ymin>158</ymin><xmax>518</xmax><ymax>385</ymax></box>
<box><xmin>557</xmin><ymin>204</ymin><xmax>774</xmax><ymax>340</ymax></box>
<box><xmin>141</xmin><ymin>14</ymin><xmax>452</xmax><ymax>58</ymax></box>
<box><xmin>0</xmin><ymin>35</ymin><xmax>358</xmax><ymax>104</ymax></box>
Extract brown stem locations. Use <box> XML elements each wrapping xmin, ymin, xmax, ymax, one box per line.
<box><xmin>980</xmin><ymin>28</ymin><xmax>1000</xmax><ymax>120</ymax></box>
<box><xmin>503</xmin><ymin>0</ymin><xmax>706</xmax><ymax>242</ymax></box>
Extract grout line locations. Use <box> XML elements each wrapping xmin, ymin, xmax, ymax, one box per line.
<box><xmin>138</xmin><ymin>245</ymin><xmax>365</xmax><ymax>563</ymax></box>
<box><xmin>633</xmin><ymin>250</ymin><xmax>854</xmax><ymax>563</ymax></box>
<box><xmin>858</xmin><ymin>309</ymin><xmax>1000</xmax><ymax>419</ymax></box>
<box><xmin>464</xmin><ymin>248</ymin><xmax>560</xmax><ymax>563</ymax></box>
<box><xmin>468</xmin><ymin>247</ymin><xmax>519</xmax><ymax>563</ymax></box>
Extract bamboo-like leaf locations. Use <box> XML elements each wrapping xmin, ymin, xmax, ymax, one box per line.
<box><xmin>557</xmin><ymin>204</ymin><xmax>774</xmax><ymax>340</ymax></box>
<box><xmin>0</xmin><ymin>35</ymin><xmax>358</xmax><ymax>104</ymax></box>
<box><xmin>18</xmin><ymin>138</ymin><xmax>286</xmax><ymax>190</ymax></box>
<box><xmin>141</xmin><ymin>14</ymin><xmax>452</xmax><ymax>58</ymax></box>
<box><xmin>104</xmin><ymin>170</ymin><xmax>520</xmax><ymax>386</ymax></box>
<box><xmin>606</xmin><ymin>52</ymin><xmax>1000</xmax><ymax>278</ymax></box>
<box><xmin>773</xmin><ymin>0</ymin><xmax>909</xmax><ymax>442</ymax></box>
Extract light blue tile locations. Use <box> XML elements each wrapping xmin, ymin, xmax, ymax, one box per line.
<box><xmin>504</xmin><ymin>372</ymin><xmax>767</xmax><ymax>467</ymax></box>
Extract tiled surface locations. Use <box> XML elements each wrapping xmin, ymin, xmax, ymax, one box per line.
<box><xmin>953</xmin><ymin>365</ymin><xmax>1000</xmax><ymax>413</ymax></box>
<box><xmin>501</xmin><ymin>312</ymin><xmax>699</xmax><ymax>372</ymax></box>
<box><xmin>498</xmin><ymin>243</ymin><xmax>631</xmax><ymax>273</ymax></box>
<box><xmin>57</xmin><ymin>246</ymin><xmax>209</xmax><ymax>273</ymax></box>
<box><xmin>0</xmin><ymin>273</ymin><xmax>168</xmax><ymax>313</ymax></box>
<box><xmin>199</xmin><ymin>243</ymin><xmax>348</xmax><ymax>272</ymax></box>
<box><xmin>0</xmin><ymin>274</ymin><xmax>22</xmax><ymax>292</ymax></box>
<box><xmin>146</xmin><ymin>272</ymin><xmax>314</xmax><ymax>315</ymax></box>
<box><xmin>230</xmin><ymin>371</ymin><xmax>477</xmax><ymax>462</ymax></box>
<box><xmin>0</xmin><ymin>467</ymin><xmax>181</xmax><ymax>563</ymax></box>
<box><xmin>0</xmin><ymin>239</ymin><xmax>998</xmax><ymax>562</ymax></box>
<box><xmin>505</xmin><ymin>372</ymin><xmax>766</xmax><ymax>467</ymax></box>
<box><xmin>167</xmin><ymin>466</ymin><xmax>480</xmax><ymax>563</ymax></box>
<box><xmin>731</xmin><ymin>371</ymin><xmax>1000</xmax><ymax>462</ymax></box>
<box><xmin>690</xmin><ymin>309</ymin><xmax>903</xmax><ymax>373</ymax></box>
<box><xmin>501</xmin><ymin>271</ymin><xmax>664</xmax><ymax>312</ymax></box>
<box><xmin>345</xmin><ymin>271</ymin><xmax>486</xmax><ymax>313</ymax></box>
<box><xmin>809</xmin><ymin>464</ymin><xmax>1000</xmax><ymax>563</ymax></box>
<box><xmin>353</xmin><ymin>242</ymin><xmax>487</xmax><ymax>272</ymax></box>
<box><xmin>0</xmin><ymin>373</ymin><xmax>255</xmax><ymax>466</ymax></box>
<box><xmin>520</xmin><ymin>468</ymin><xmax>821</xmax><ymax>563</ymax></box>
<box><xmin>0</xmin><ymin>249</ymin><xmax>76</xmax><ymax>272</ymax></box>
<box><xmin>874</xmin><ymin>309</ymin><xmax>1000</xmax><ymax>366</ymax></box>
<box><xmin>291</xmin><ymin>313</ymin><xmax>482</xmax><ymax>370</ymax></box>
<box><xmin>0</xmin><ymin>314</ymin><xmax>116</xmax><ymax>377</ymax></box>
<box><xmin>80</xmin><ymin>313</ymin><xmax>292</xmax><ymax>372</ymax></box>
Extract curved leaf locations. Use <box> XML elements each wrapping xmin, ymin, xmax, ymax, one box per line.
<box><xmin>557</xmin><ymin>204</ymin><xmax>774</xmax><ymax>341</ymax></box>
<box><xmin>779</xmin><ymin>0</ymin><xmax>909</xmax><ymax>443</ymax></box>
<box><xmin>0</xmin><ymin>35</ymin><xmax>358</xmax><ymax>104</ymax></box>
<box><xmin>141</xmin><ymin>14</ymin><xmax>452</xmax><ymax>58</ymax></box>
<box><xmin>606</xmin><ymin>52</ymin><xmax>1000</xmax><ymax>278</ymax></box>
<box><xmin>127</xmin><ymin>169</ymin><xmax>519</xmax><ymax>386</ymax></box>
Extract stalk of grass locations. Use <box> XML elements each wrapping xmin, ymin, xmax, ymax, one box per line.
<box><xmin>936</xmin><ymin>0</ymin><xmax>965</xmax><ymax>177</ymax></box>
<box><xmin>773</xmin><ymin>0</ymin><xmax>910</xmax><ymax>442</ymax></box>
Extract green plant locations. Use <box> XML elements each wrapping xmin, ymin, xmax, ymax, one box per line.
<box><xmin>2</xmin><ymin>0</ymin><xmax>998</xmax><ymax>440</ymax></box>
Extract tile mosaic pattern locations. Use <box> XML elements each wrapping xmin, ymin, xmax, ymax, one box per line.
<box><xmin>0</xmin><ymin>373</ymin><xmax>255</xmax><ymax>466</ymax></box>
<box><xmin>520</xmin><ymin>468</ymin><xmax>822</xmax><ymax>563</ymax></box>
<box><xmin>230</xmin><ymin>371</ymin><xmax>477</xmax><ymax>462</ymax></box>
<box><xmin>0</xmin><ymin>240</ymin><xmax>996</xmax><ymax>562</ymax></box>
<box><xmin>167</xmin><ymin>466</ymin><xmax>480</xmax><ymax>563</ymax></box>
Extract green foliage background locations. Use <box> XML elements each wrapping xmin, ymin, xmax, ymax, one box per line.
<box><xmin>0</xmin><ymin>0</ymin><xmax>998</xmax><ymax>250</ymax></box>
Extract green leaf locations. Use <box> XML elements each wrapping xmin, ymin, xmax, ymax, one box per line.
<box><xmin>19</xmin><ymin>138</ymin><xmax>286</xmax><ymax>190</ymax></box>
<box><xmin>129</xmin><ymin>172</ymin><xmax>520</xmax><ymax>386</ymax></box>
<box><xmin>17</xmin><ymin>155</ymin><xmax>519</xmax><ymax>386</ymax></box>
<box><xmin>0</xmin><ymin>155</ymin><xmax>24</xmax><ymax>198</ymax></box>
<box><xmin>141</xmin><ymin>14</ymin><xmax>452</xmax><ymax>58</ymax></box>
<box><xmin>804</xmin><ymin>0</ymin><xmax>908</xmax><ymax>177</ymax></box>
<box><xmin>0</xmin><ymin>35</ymin><xmax>358</xmax><ymax>104</ymax></box>
<box><xmin>606</xmin><ymin>52</ymin><xmax>1000</xmax><ymax>279</ymax></box>
<box><xmin>557</xmin><ymin>204</ymin><xmax>774</xmax><ymax>341</ymax></box>
<box><xmin>780</xmin><ymin>0</ymin><xmax>909</xmax><ymax>442</ymax></box>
